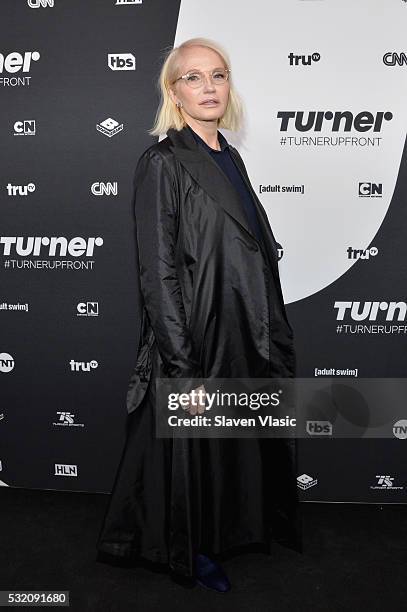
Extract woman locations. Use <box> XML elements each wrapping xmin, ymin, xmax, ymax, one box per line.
<box><xmin>96</xmin><ymin>37</ymin><xmax>302</xmax><ymax>592</ymax></box>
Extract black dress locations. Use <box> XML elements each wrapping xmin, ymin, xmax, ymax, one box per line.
<box><xmin>96</xmin><ymin>126</ymin><xmax>302</xmax><ymax>577</ymax></box>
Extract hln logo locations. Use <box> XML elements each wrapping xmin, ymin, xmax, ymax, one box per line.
<box><xmin>55</xmin><ymin>464</ymin><xmax>78</xmax><ymax>477</ymax></box>
<box><xmin>358</xmin><ymin>182</ymin><xmax>382</xmax><ymax>197</ymax></box>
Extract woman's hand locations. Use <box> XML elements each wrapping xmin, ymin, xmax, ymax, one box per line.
<box><xmin>183</xmin><ymin>383</ymin><xmax>207</xmax><ymax>415</ymax></box>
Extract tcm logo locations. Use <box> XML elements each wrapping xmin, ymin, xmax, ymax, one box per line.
<box><xmin>0</xmin><ymin>51</ymin><xmax>40</xmax><ymax>73</ymax></box>
<box><xmin>69</xmin><ymin>359</ymin><xmax>98</xmax><ymax>372</ymax></box>
<box><xmin>96</xmin><ymin>117</ymin><xmax>123</xmax><ymax>137</ymax></box>
<box><xmin>297</xmin><ymin>473</ymin><xmax>318</xmax><ymax>490</ymax></box>
<box><xmin>14</xmin><ymin>120</ymin><xmax>36</xmax><ymax>136</ymax></box>
<box><xmin>53</xmin><ymin>412</ymin><xmax>84</xmax><ymax>428</ymax></box>
<box><xmin>359</xmin><ymin>182</ymin><xmax>382</xmax><ymax>197</ymax></box>
<box><xmin>0</xmin><ymin>236</ymin><xmax>104</xmax><ymax>257</ymax></box>
<box><xmin>393</xmin><ymin>419</ymin><xmax>407</xmax><ymax>439</ymax></box>
<box><xmin>306</xmin><ymin>421</ymin><xmax>332</xmax><ymax>436</ymax></box>
<box><xmin>277</xmin><ymin>111</ymin><xmax>393</xmax><ymax>132</ymax></box>
<box><xmin>108</xmin><ymin>53</ymin><xmax>136</xmax><ymax>71</ymax></box>
<box><xmin>6</xmin><ymin>183</ymin><xmax>36</xmax><ymax>196</ymax></box>
<box><xmin>334</xmin><ymin>301</ymin><xmax>407</xmax><ymax>322</ymax></box>
<box><xmin>28</xmin><ymin>0</ymin><xmax>54</xmax><ymax>7</ymax></box>
<box><xmin>91</xmin><ymin>182</ymin><xmax>118</xmax><ymax>196</ymax></box>
<box><xmin>288</xmin><ymin>52</ymin><xmax>320</xmax><ymax>66</ymax></box>
<box><xmin>0</xmin><ymin>353</ymin><xmax>14</xmax><ymax>373</ymax></box>
<box><xmin>370</xmin><ymin>475</ymin><xmax>403</xmax><ymax>490</ymax></box>
<box><xmin>116</xmin><ymin>0</ymin><xmax>142</xmax><ymax>4</ymax></box>
<box><xmin>77</xmin><ymin>302</ymin><xmax>99</xmax><ymax>317</ymax></box>
<box><xmin>346</xmin><ymin>246</ymin><xmax>378</xmax><ymax>260</ymax></box>
<box><xmin>383</xmin><ymin>52</ymin><xmax>407</xmax><ymax>66</ymax></box>
<box><xmin>55</xmin><ymin>464</ymin><xmax>78</xmax><ymax>477</ymax></box>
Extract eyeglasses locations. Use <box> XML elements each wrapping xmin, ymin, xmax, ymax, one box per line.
<box><xmin>174</xmin><ymin>68</ymin><xmax>231</xmax><ymax>89</ymax></box>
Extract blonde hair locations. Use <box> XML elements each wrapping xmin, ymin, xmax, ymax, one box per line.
<box><xmin>149</xmin><ymin>37</ymin><xmax>244</xmax><ymax>136</ymax></box>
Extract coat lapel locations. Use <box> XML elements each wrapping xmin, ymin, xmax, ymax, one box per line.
<box><xmin>167</xmin><ymin>126</ymin><xmax>258</xmax><ymax>244</ymax></box>
<box><xmin>167</xmin><ymin>126</ymin><xmax>282</xmax><ymax>275</ymax></box>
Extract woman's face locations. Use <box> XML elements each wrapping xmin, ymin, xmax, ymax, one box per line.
<box><xmin>169</xmin><ymin>46</ymin><xmax>230</xmax><ymax>126</ymax></box>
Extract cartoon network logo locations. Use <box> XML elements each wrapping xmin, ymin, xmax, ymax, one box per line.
<box><xmin>14</xmin><ymin>120</ymin><xmax>36</xmax><ymax>136</ymax></box>
<box><xmin>277</xmin><ymin>111</ymin><xmax>393</xmax><ymax>132</ymax></box>
<box><xmin>334</xmin><ymin>301</ymin><xmax>407</xmax><ymax>322</ymax></box>
<box><xmin>77</xmin><ymin>302</ymin><xmax>99</xmax><ymax>316</ymax></box>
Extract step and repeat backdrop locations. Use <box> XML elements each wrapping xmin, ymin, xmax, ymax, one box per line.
<box><xmin>1</xmin><ymin>0</ymin><xmax>407</xmax><ymax>502</ymax></box>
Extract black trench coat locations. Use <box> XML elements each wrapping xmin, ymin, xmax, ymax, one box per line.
<box><xmin>97</xmin><ymin>125</ymin><xmax>302</xmax><ymax>577</ymax></box>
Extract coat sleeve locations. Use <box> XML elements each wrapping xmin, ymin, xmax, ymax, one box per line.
<box><xmin>132</xmin><ymin>149</ymin><xmax>204</xmax><ymax>386</ymax></box>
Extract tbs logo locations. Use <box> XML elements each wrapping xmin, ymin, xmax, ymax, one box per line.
<box><xmin>306</xmin><ymin>421</ymin><xmax>332</xmax><ymax>436</ymax></box>
<box><xmin>358</xmin><ymin>182</ymin><xmax>382</xmax><ymax>197</ymax></box>
<box><xmin>108</xmin><ymin>53</ymin><xmax>136</xmax><ymax>71</ymax></box>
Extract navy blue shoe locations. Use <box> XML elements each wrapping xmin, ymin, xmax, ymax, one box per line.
<box><xmin>195</xmin><ymin>553</ymin><xmax>231</xmax><ymax>592</ymax></box>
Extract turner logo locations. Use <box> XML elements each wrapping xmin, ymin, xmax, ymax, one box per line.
<box><xmin>14</xmin><ymin>120</ymin><xmax>36</xmax><ymax>136</ymax></box>
<box><xmin>108</xmin><ymin>53</ymin><xmax>136</xmax><ymax>71</ymax></box>
<box><xmin>0</xmin><ymin>51</ymin><xmax>40</xmax><ymax>87</ymax></box>
<box><xmin>96</xmin><ymin>117</ymin><xmax>123</xmax><ymax>137</ymax></box>
<box><xmin>55</xmin><ymin>464</ymin><xmax>78</xmax><ymax>477</ymax></box>
<box><xmin>288</xmin><ymin>52</ymin><xmax>320</xmax><ymax>66</ymax></box>
<box><xmin>91</xmin><ymin>182</ymin><xmax>118</xmax><ymax>196</ymax></box>
<box><xmin>28</xmin><ymin>0</ymin><xmax>54</xmax><ymax>7</ymax></box>
<box><xmin>346</xmin><ymin>246</ymin><xmax>378</xmax><ymax>260</ymax></box>
<box><xmin>383</xmin><ymin>52</ymin><xmax>407</xmax><ymax>66</ymax></box>
<box><xmin>334</xmin><ymin>301</ymin><xmax>407</xmax><ymax>321</ymax></box>
<box><xmin>0</xmin><ymin>236</ymin><xmax>103</xmax><ymax>256</ymax></box>
<box><xmin>358</xmin><ymin>182</ymin><xmax>382</xmax><ymax>197</ymax></box>
<box><xmin>6</xmin><ymin>183</ymin><xmax>36</xmax><ymax>196</ymax></box>
<box><xmin>0</xmin><ymin>353</ymin><xmax>15</xmax><ymax>373</ymax></box>
<box><xmin>77</xmin><ymin>302</ymin><xmax>99</xmax><ymax>317</ymax></box>
<box><xmin>277</xmin><ymin>111</ymin><xmax>393</xmax><ymax>132</ymax></box>
<box><xmin>69</xmin><ymin>359</ymin><xmax>98</xmax><ymax>372</ymax></box>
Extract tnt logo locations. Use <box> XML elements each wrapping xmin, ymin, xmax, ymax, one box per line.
<box><xmin>14</xmin><ymin>120</ymin><xmax>36</xmax><ymax>136</ymax></box>
<box><xmin>393</xmin><ymin>419</ymin><xmax>407</xmax><ymax>439</ymax></box>
<box><xmin>0</xmin><ymin>353</ymin><xmax>14</xmax><ymax>373</ymax></box>
<box><xmin>359</xmin><ymin>182</ymin><xmax>382</xmax><ymax>197</ymax></box>
<box><xmin>76</xmin><ymin>302</ymin><xmax>99</xmax><ymax>317</ymax></box>
<box><xmin>107</xmin><ymin>53</ymin><xmax>136</xmax><ymax>71</ymax></box>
